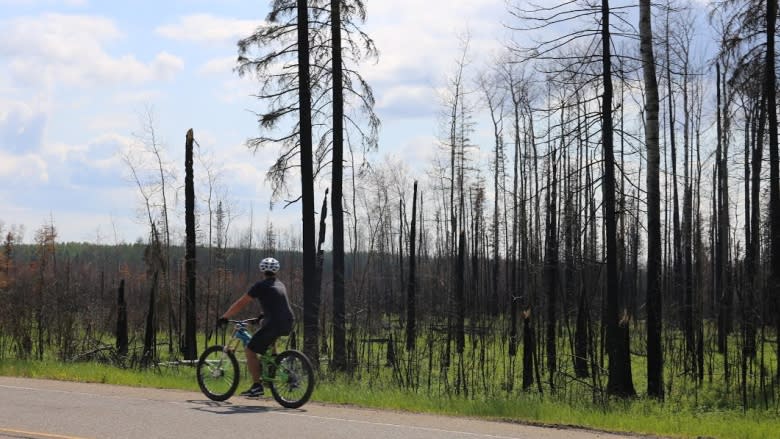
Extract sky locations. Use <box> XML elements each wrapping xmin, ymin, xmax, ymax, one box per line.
<box><xmin>0</xmin><ymin>1</ymin><xmax>720</xmax><ymax>246</ymax></box>
<box><xmin>0</xmin><ymin>0</ymin><xmax>511</xmax><ymax>244</ymax></box>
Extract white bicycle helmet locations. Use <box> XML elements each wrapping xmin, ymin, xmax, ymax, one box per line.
<box><xmin>259</xmin><ymin>257</ymin><xmax>280</xmax><ymax>274</ymax></box>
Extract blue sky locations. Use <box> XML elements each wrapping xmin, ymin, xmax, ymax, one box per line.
<box><xmin>0</xmin><ymin>0</ymin><xmax>719</xmax><ymax>246</ymax></box>
<box><xmin>0</xmin><ymin>0</ymin><xmax>509</xmax><ymax>243</ymax></box>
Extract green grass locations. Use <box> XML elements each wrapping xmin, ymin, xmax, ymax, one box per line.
<box><xmin>0</xmin><ymin>359</ymin><xmax>195</xmax><ymax>390</ymax></box>
<box><xmin>1</xmin><ymin>359</ymin><xmax>778</xmax><ymax>439</ymax></box>
<box><xmin>316</xmin><ymin>376</ymin><xmax>780</xmax><ymax>439</ymax></box>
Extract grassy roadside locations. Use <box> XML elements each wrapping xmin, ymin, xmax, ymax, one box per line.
<box><xmin>1</xmin><ymin>359</ymin><xmax>777</xmax><ymax>439</ymax></box>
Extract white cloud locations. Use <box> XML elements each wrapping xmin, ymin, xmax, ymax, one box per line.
<box><xmin>377</xmin><ymin>85</ymin><xmax>438</xmax><ymax>119</ymax></box>
<box><xmin>211</xmin><ymin>76</ymin><xmax>256</xmax><ymax>104</ymax></box>
<box><xmin>152</xmin><ymin>51</ymin><xmax>185</xmax><ymax>80</ymax></box>
<box><xmin>0</xmin><ymin>99</ymin><xmax>43</xmax><ymax>126</ymax></box>
<box><xmin>69</xmin><ymin>135</ymin><xmax>129</xmax><ymax>182</ymax></box>
<box><xmin>0</xmin><ymin>0</ymin><xmax>517</xmax><ymax>243</ymax></box>
<box><xmin>363</xmin><ymin>0</ymin><xmax>505</xmax><ymax>85</ymax></box>
<box><xmin>2</xmin><ymin>133</ymin><xmax>131</xmax><ymax>188</ymax></box>
<box><xmin>41</xmin><ymin>140</ymin><xmax>87</xmax><ymax>162</ymax></box>
<box><xmin>0</xmin><ymin>99</ymin><xmax>49</xmax><ymax>153</ymax></box>
<box><xmin>0</xmin><ymin>149</ymin><xmax>48</xmax><ymax>184</ymax></box>
<box><xmin>200</xmin><ymin>56</ymin><xmax>236</xmax><ymax>75</ymax></box>
<box><xmin>0</xmin><ymin>14</ymin><xmax>184</xmax><ymax>88</ymax></box>
<box><xmin>112</xmin><ymin>89</ymin><xmax>163</xmax><ymax>104</ymax></box>
<box><xmin>358</xmin><ymin>0</ymin><xmax>506</xmax><ymax>128</ymax></box>
<box><xmin>397</xmin><ymin>134</ymin><xmax>439</xmax><ymax>168</ymax></box>
<box><xmin>156</xmin><ymin>14</ymin><xmax>260</xmax><ymax>44</ymax></box>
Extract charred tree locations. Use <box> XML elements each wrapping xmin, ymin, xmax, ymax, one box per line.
<box><xmin>297</xmin><ymin>0</ymin><xmax>319</xmax><ymax>367</ymax></box>
<box><xmin>330</xmin><ymin>0</ymin><xmax>347</xmax><ymax>372</ymax></box>
<box><xmin>544</xmin><ymin>118</ymin><xmax>559</xmax><ymax>391</ymax></box>
<box><xmin>183</xmin><ymin>128</ymin><xmax>197</xmax><ymax>361</ymax></box>
<box><xmin>602</xmin><ymin>0</ymin><xmax>635</xmax><ymax>398</ymax></box>
<box><xmin>716</xmin><ymin>62</ymin><xmax>732</xmax><ymax>362</ymax></box>
<box><xmin>406</xmin><ymin>181</ymin><xmax>418</xmax><ymax>352</ymax></box>
<box><xmin>765</xmin><ymin>0</ymin><xmax>780</xmax><ymax>380</ymax></box>
<box><xmin>640</xmin><ymin>0</ymin><xmax>663</xmax><ymax>399</ymax></box>
<box><xmin>116</xmin><ymin>279</ymin><xmax>128</xmax><ymax>358</ymax></box>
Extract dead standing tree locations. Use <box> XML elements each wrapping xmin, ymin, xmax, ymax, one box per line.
<box><xmin>237</xmin><ymin>0</ymin><xmax>319</xmax><ymax>365</ymax></box>
<box><xmin>666</xmin><ymin>5</ymin><xmax>700</xmax><ymax>373</ymax></box>
<box><xmin>238</xmin><ymin>0</ymin><xmax>378</xmax><ymax>368</ymax></box>
<box><xmin>543</xmin><ymin>103</ymin><xmax>560</xmax><ymax>392</ymax></box>
<box><xmin>713</xmin><ymin>0</ymin><xmax>780</xmax><ymax>384</ymax></box>
<box><xmin>640</xmin><ymin>0</ymin><xmax>663</xmax><ymax>399</ymax></box>
<box><xmin>432</xmin><ymin>34</ymin><xmax>477</xmax><ymax>389</ymax></box>
<box><xmin>478</xmin><ymin>68</ymin><xmax>506</xmax><ymax>319</ymax></box>
<box><xmin>295</xmin><ymin>0</ymin><xmax>318</xmax><ymax>368</ymax></box>
<box><xmin>496</xmin><ymin>60</ymin><xmax>534</xmax><ymax>390</ymax></box>
<box><xmin>328</xmin><ymin>0</ymin><xmax>379</xmax><ymax>372</ymax></box>
<box><xmin>405</xmin><ymin>181</ymin><xmax>418</xmax><ymax>354</ymax></box>
<box><xmin>183</xmin><ymin>129</ymin><xmax>197</xmax><ymax>361</ymax></box>
<box><xmin>123</xmin><ymin>108</ymin><xmax>178</xmax><ymax>358</ymax></box>
<box><xmin>507</xmin><ymin>0</ymin><xmax>636</xmax><ymax>397</ymax></box>
<box><xmin>599</xmin><ymin>0</ymin><xmax>635</xmax><ymax>398</ymax></box>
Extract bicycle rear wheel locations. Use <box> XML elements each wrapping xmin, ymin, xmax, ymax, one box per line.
<box><xmin>196</xmin><ymin>345</ymin><xmax>240</xmax><ymax>401</ymax></box>
<box><xmin>269</xmin><ymin>350</ymin><xmax>315</xmax><ymax>409</ymax></box>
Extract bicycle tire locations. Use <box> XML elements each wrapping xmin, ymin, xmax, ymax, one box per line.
<box><xmin>196</xmin><ymin>345</ymin><xmax>240</xmax><ymax>401</ymax></box>
<box><xmin>269</xmin><ymin>350</ymin><xmax>315</xmax><ymax>409</ymax></box>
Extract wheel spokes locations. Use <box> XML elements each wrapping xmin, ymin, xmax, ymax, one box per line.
<box><xmin>200</xmin><ymin>354</ymin><xmax>235</xmax><ymax>394</ymax></box>
<box><xmin>275</xmin><ymin>356</ymin><xmax>309</xmax><ymax>401</ymax></box>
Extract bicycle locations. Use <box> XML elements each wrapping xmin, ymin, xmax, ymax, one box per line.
<box><xmin>196</xmin><ymin>317</ymin><xmax>315</xmax><ymax>409</ymax></box>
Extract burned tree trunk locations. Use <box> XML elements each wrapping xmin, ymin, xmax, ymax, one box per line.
<box><xmin>716</xmin><ymin>63</ymin><xmax>732</xmax><ymax>364</ymax></box>
<box><xmin>183</xmin><ymin>128</ymin><xmax>197</xmax><ymax>361</ymax></box>
<box><xmin>298</xmin><ymin>0</ymin><xmax>320</xmax><ymax>367</ymax></box>
<box><xmin>330</xmin><ymin>0</ymin><xmax>347</xmax><ymax>372</ymax></box>
<box><xmin>116</xmin><ymin>279</ymin><xmax>128</xmax><ymax>358</ymax></box>
<box><xmin>315</xmin><ymin>190</ymin><xmax>329</xmax><ymax>358</ymax></box>
<box><xmin>456</xmin><ymin>231</ymin><xmax>466</xmax><ymax>355</ymax></box>
<box><xmin>764</xmin><ymin>0</ymin><xmax>780</xmax><ymax>380</ymax></box>
<box><xmin>544</xmin><ymin>124</ymin><xmax>559</xmax><ymax>390</ymax></box>
<box><xmin>640</xmin><ymin>0</ymin><xmax>663</xmax><ymax>399</ymax></box>
<box><xmin>142</xmin><ymin>270</ymin><xmax>159</xmax><ymax>367</ymax></box>
<box><xmin>602</xmin><ymin>0</ymin><xmax>635</xmax><ymax>397</ymax></box>
<box><xmin>406</xmin><ymin>182</ymin><xmax>418</xmax><ymax>352</ymax></box>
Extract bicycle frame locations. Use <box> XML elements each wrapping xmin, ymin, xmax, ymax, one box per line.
<box><xmin>224</xmin><ymin>320</ymin><xmax>285</xmax><ymax>383</ymax></box>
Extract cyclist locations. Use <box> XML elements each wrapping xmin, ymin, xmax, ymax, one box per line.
<box><xmin>217</xmin><ymin>257</ymin><xmax>295</xmax><ymax>397</ymax></box>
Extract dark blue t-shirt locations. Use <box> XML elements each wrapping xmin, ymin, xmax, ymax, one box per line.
<box><xmin>247</xmin><ymin>277</ymin><xmax>294</xmax><ymax>329</ymax></box>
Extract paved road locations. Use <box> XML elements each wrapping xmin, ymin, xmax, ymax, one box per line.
<box><xmin>0</xmin><ymin>377</ymin><xmax>643</xmax><ymax>439</ymax></box>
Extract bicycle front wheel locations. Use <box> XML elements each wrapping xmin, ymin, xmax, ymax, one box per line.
<box><xmin>269</xmin><ymin>350</ymin><xmax>315</xmax><ymax>409</ymax></box>
<box><xmin>196</xmin><ymin>345</ymin><xmax>240</xmax><ymax>401</ymax></box>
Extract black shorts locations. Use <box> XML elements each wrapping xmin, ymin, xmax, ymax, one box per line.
<box><xmin>247</xmin><ymin>320</ymin><xmax>292</xmax><ymax>354</ymax></box>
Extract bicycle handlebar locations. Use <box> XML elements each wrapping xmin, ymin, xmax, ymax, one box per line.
<box><xmin>228</xmin><ymin>314</ymin><xmax>264</xmax><ymax>325</ymax></box>
<box><xmin>215</xmin><ymin>314</ymin><xmax>265</xmax><ymax>330</ymax></box>
<box><xmin>225</xmin><ymin>318</ymin><xmax>256</xmax><ymax>325</ymax></box>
